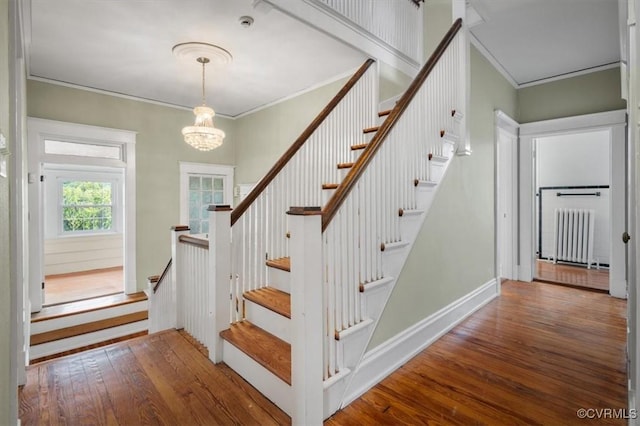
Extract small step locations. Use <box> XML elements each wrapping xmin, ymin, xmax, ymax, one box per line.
<box><xmin>244</xmin><ymin>287</ymin><xmax>291</xmax><ymax>319</ymax></box>
<box><xmin>428</xmin><ymin>153</ymin><xmax>448</xmax><ymax>163</ymax></box>
<box><xmin>440</xmin><ymin>130</ymin><xmax>460</xmax><ymax>144</ymax></box>
<box><xmin>31</xmin><ymin>291</ymin><xmax>147</xmax><ymax>323</ymax></box>
<box><xmin>351</xmin><ymin>143</ymin><xmax>368</xmax><ymax>151</ymax></box>
<box><xmin>414</xmin><ymin>179</ymin><xmax>438</xmax><ymax>188</ymax></box>
<box><xmin>220</xmin><ymin>321</ymin><xmax>291</xmax><ymax>385</ymax></box>
<box><xmin>363</xmin><ymin>126</ymin><xmax>380</xmax><ymax>134</ymax></box>
<box><xmin>378</xmin><ymin>109</ymin><xmax>392</xmax><ymax>118</ymax></box>
<box><xmin>322</xmin><ymin>183</ymin><xmax>339</xmax><ymax>190</ymax></box>
<box><xmin>337</xmin><ymin>162</ymin><xmax>354</xmax><ymax>169</ymax></box>
<box><xmin>266</xmin><ymin>257</ymin><xmax>290</xmax><ymax>272</ymax></box>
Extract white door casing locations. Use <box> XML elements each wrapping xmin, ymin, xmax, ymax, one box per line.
<box><xmin>27</xmin><ymin>118</ymin><xmax>137</xmax><ymax>312</ymax></box>
<box><xmin>519</xmin><ymin>110</ymin><xmax>627</xmax><ymax>298</ymax></box>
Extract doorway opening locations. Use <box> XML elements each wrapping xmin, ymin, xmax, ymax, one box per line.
<box><xmin>42</xmin><ymin>164</ymin><xmax>125</xmax><ymax>305</ymax></box>
<box><xmin>534</xmin><ymin>130</ymin><xmax>611</xmax><ymax>292</ymax></box>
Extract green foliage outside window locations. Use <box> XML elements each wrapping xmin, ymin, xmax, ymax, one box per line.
<box><xmin>62</xmin><ymin>181</ymin><xmax>113</xmax><ymax>232</ymax></box>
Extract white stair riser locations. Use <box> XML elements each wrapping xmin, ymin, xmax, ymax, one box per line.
<box><xmin>337</xmin><ymin>323</ymin><xmax>373</xmax><ymax>370</ymax></box>
<box><xmin>222</xmin><ymin>340</ymin><xmax>293</xmax><ymax>416</ymax></box>
<box><xmin>30</xmin><ymin>320</ymin><xmax>148</xmax><ymax>360</ymax></box>
<box><xmin>381</xmin><ymin>245</ymin><xmax>409</xmax><ymax>278</ymax></box>
<box><xmin>399</xmin><ymin>213</ymin><xmax>426</xmax><ymax>245</ymax></box>
<box><xmin>267</xmin><ymin>268</ymin><xmax>290</xmax><ymax>293</ymax></box>
<box><xmin>31</xmin><ymin>300</ymin><xmax>148</xmax><ymax>334</ymax></box>
<box><xmin>362</xmin><ymin>282</ymin><xmax>395</xmax><ymax>322</ymax></box>
<box><xmin>244</xmin><ymin>299</ymin><xmax>291</xmax><ymax>343</ymax></box>
<box><xmin>430</xmin><ymin>161</ymin><xmax>446</xmax><ymax>182</ymax></box>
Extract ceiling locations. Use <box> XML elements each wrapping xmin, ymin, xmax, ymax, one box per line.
<box><xmin>26</xmin><ymin>0</ymin><xmax>367</xmax><ymax>118</ymax></box>
<box><xmin>468</xmin><ymin>0</ymin><xmax>622</xmax><ymax>86</ymax></box>
<box><xmin>26</xmin><ymin>0</ymin><xmax>623</xmax><ymax>117</ymax></box>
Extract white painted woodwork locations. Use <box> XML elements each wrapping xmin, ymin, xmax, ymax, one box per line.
<box><xmin>209</xmin><ymin>207</ymin><xmax>231</xmax><ymax>363</ymax></box>
<box><xmin>44</xmin><ymin>234</ymin><xmax>123</xmax><ymax>275</ymax></box>
<box><xmin>146</xmin><ymin>265</ymin><xmax>176</xmax><ymax>334</ymax></box>
<box><xmin>244</xmin><ymin>299</ymin><xmax>291</xmax><ymax>343</ymax></box>
<box><xmin>288</xmin><ymin>211</ymin><xmax>324</xmax><ymax>426</ymax></box>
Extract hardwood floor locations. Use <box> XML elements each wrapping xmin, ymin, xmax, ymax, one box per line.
<box><xmin>44</xmin><ymin>267</ymin><xmax>124</xmax><ymax>306</ymax></box>
<box><xmin>536</xmin><ymin>259</ymin><xmax>609</xmax><ymax>292</ymax></box>
<box><xmin>20</xmin><ymin>281</ymin><xmax>627</xmax><ymax>425</ymax></box>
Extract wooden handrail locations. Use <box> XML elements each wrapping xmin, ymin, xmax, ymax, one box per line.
<box><xmin>322</xmin><ymin>18</ymin><xmax>463</xmax><ymax>231</ymax></box>
<box><xmin>179</xmin><ymin>234</ymin><xmax>210</xmax><ymax>249</ymax></box>
<box><xmin>152</xmin><ymin>258</ymin><xmax>173</xmax><ymax>294</ymax></box>
<box><xmin>230</xmin><ymin>58</ymin><xmax>376</xmax><ymax>226</ymax></box>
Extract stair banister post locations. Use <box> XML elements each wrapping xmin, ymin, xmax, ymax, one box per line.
<box><xmin>287</xmin><ymin>206</ymin><xmax>324</xmax><ymax>426</ymax></box>
<box><xmin>208</xmin><ymin>205</ymin><xmax>232</xmax><ymax>363</ymax></box>
<box><xmin>171</xmin><ymin>225</ymin><xmax>190</xmax><ymax>330</ymax></box>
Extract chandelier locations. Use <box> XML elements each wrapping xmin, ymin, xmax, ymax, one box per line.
<box><xmin>181</xmin><ymin>56</ymin><xmax>225</xmax><ymax>151</ymax></box>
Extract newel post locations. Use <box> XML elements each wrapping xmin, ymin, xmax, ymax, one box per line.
<box><xmin>171</xmin><ymin>225</ymin><xmax>190</xmax><ymax>330</ymax></box>
<box><xmin>287</xmin><ymin>206</ymin><xmax>324</xmax><ymax>426</ymax></box>
<box><xmin>208</xmin><ymin>205</ymin><xmax>232</xmax><ymax>363</ymax></box>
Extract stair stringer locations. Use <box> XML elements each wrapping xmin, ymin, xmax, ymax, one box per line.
<box><xmin>322</xmin><ymin>138</ymin><xmax>459</xmax><ymax>418</ymax></box>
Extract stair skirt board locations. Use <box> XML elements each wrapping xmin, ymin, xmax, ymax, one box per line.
<box><xmin>340</xmin><ymin>278</ymin><xmax>499</xmax><ymax>409</ymax></box>
<box><xmin>30</xmin><ymin>300</ymin><xmax>148</xmax><ymax>334</ymax></box>
<box><xmin>222</xmin><ymin>339</ymin><xmax>293</xmax><ymax>416</ymax></box>
<box><xmin>30</xmin><ymin>319</ymin><xmax>149</xmax><ymax>360</ymax></box>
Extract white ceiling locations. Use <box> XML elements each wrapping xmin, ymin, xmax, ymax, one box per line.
<box><xmin>469</xmin><ymin>0</ymin><xmax>621</xmax><ymax>86</ymax></box>
<box><xmin>27</xmin><ymin>0</ymin><xmax>367</xmax><ymax>117</ymax></box>
<box><xmin>26</xmin><ymin>0</ymin><xmax>623</xmax><ymax>116</ymax></box>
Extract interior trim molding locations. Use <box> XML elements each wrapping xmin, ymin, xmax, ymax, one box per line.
<box><xmin>340</xmin><ymin>278</ymin><xmax>499</xmax><ymax>408</ymax></box>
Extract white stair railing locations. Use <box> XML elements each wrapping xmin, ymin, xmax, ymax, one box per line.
<box><xmin>321</xmin><ymin>19</ymin><xmax>465</xmax><ymax>379</ymax></box>
<box><xmin>147</xmin><ymin>258</ymin><xmax>175</xmax><ymax>333</ymax></box>
<box><xmin>229</xmin><ymin>59</ymin><xmax>378</xmax><ymax>323</ymax></box>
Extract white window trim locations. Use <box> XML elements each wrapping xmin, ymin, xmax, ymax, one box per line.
<box><xmin>28</xmin><ymin>118</ymin><xmax>137</xmax><ymax>311</ymax></box>
<box><xmin>179</xmin><ymin>162</ymin><xmax>234</xmax><ymax>226</ymax></box>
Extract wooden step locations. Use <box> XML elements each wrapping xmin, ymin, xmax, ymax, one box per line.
<box><xmin>351</xmin><ymin>143</ymin><xmax>368</xmax><ymax>151</ymax></box>
<box><xmin>31</xmin><ymin>311</ymin><xmax>148</xmax><ymax>346</ymax></box>
<box><xmin>322</xmin><ymin>183</ymin><xmax>339</xmax><ymax>190</ymax></box>
<box><xmin>378</xmin><ymin>109</ymin><xmax>392</xmax><ymax>118</ymax></box>
<box><xmin>363</xmin><ymin>126</ymin><xmax>380</xmax><ymax>134</ymax></box>
<box><xmin>31</xmin><ymin>291</ymin><xmax>148</xmax><ymax>323</ymax></box>
<box><xmin>244</xmin><ymin>287</ymin><xmax>291</xmax><ymax>319</ymax></box>
<box><xmin>220</xmin><ymin>321</ymin><xmax>291</xmax><ymax>385</ymax></box>
<box><xmin>266</xmin><ymin>257</ymin><xmax>290</xmax><ymax>272</ymax></box>
<box><xmin>337</xmin><ymin>162</ymin><xmax>355</xmax><ymax>169</ymax></box>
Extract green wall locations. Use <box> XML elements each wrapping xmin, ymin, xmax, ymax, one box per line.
<box><xmin>518</xmin><ymin>67</ymin><xmax>626</xmax><ymax>123</ymax></box>
<box><xmin>1</xmin><ymin>0</ymin><xmax>14</xmax><ymax>423</ymax></box>
<box><xmin>369</xmin><ymin>46</ymin><xmax>518</xmax><ymax>347</ymax></box>
<box><xmin>27</xmin><ymin>81</ymin><xmax>236</xmax><ymax>290</ymax></box>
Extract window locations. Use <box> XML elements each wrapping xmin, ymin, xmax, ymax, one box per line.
<box><xmin>61</xmin><ymin>180</ymin><xmax>114</xmax><ymax>233</ymax></box>
<box><xmin>179</xmin><ymin>162</ymin><xmax>234</xmax><ymax>235</ymax></box>
<box><xmin>45</xmin><ymin>139</ymin><xmax>122</xmax><ymax>160</ymax></box>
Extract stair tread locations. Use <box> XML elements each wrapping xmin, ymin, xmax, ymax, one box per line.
<box><xmin>266</xmin><ymin>257</ymin><xmax>290</xmax><ymax>272</ymax></box>
<box><xmin>244</xmin><ymin>287</ymin><xmax>291</xmax><ymax>319</ymax></box>
<box><xmin>322</xmin><ymin>183</ymin><xmax>339</xmax><ymax>190</ymax></box>
<box><xmin>220</xmin><ymin>321</ymin><xmax>291</xmax><ymax>385</ymax></box>
<box><xmin>363</xmin><ymin>126</ymin><xmax>380</xmax><ymax>134</ymax></box>
<box><xmin>351</xmin><ymin>143</ymin><xmax>368</xmax><ymax>151</ymax></box>
<box><xmin>337</xmin><ymin>162</ymin><xmax>354</xmax><ymax>169</ymax></box>
<box><xmin>31</xmin><ymin>292</ymin><xmax>148</xmax><ymax>323</ymax></box>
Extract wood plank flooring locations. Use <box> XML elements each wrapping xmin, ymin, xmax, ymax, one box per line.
<box><xmin>44</xmin><ymin>267</ymin><xmax>124</xmax><ymax>306</ymax></box>
<box><xmin>536</xmin><ymin>259</ymin><xmax>609</xmax><ymax>291</ymax></box>
<box><xmin>20</xmin><ymin>281</ymin><xmax>627</xmax><ymax>425</ymax></box>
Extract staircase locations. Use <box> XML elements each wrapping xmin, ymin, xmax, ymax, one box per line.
<box><xmin>149</xmin><ymin>19</ymin><xmax>465</xmax><ymax>425</ymax></box>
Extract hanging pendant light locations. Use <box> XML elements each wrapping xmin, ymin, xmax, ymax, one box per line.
<box><xmin>181</xmin><ymin>56</ymin><xmax>225</xmax><ymax>151</ymax></box>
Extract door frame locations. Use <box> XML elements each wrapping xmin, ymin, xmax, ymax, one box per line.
<box><xmin>179</xmin><ymin>162</ymin><xmax>234</xmax><ymax>228</ymax></box>
<box><xmin>27</xmin><ymin>118</ymin><xmax>137</xmax><ymax>312</ymax></box>
<box><xmin>518</xmin><ymin>110</ymin><xmax>627</xmax><ymax>298</ymax></box>
<box><xmin>495</xmin><ymin>110</ymin><xmax>519</xmax><ymax>283</ymax></box>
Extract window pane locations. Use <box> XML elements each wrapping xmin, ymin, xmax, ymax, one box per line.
<box><xmin>61</xmin><ymin>181</ymin><xmax>113</xmax><ymax>233</ymax></box>
<box><xmin>202</xmin><ymin>177</ymin><xmax>213</xmax><ymax>190</ymax></box>
<box><xmin>189</xmin><ymin>220</ymin><xmax>200</xmax><ymax>234</ymax></box>
<box><xmin>189</xmin><ymin>176</ymin><xmax>200</xmax><ymax>190</ymax></box>
<box><xmin>213</xmin><ymin>192</ymin><xmax>224</xmax><ymax>204</ymax></box>
<box><xmin>214</xmin><ymin>178</ymin><xmax>223</xmax><ymax>190</ymax></box>
<box><xmin>201</xmin><ymin>205</ymin><xmax>209</xmax><ymax>219</ymax></box>
<box><xmin>45</xmin><ymin>139</ymin><xmax>121</xmax><ymax>160</ymax></box>
<box><xmin>201</xmin><ymin>220</ymin><xmax>209</xmax><ymax>234</ymax></box>
<box><xmin>202</xmin><ymin>191</ymin><xmax>212</xmax><ymax>205</ymax></box>
<box><xmin>63</xmin><ymin>181</ymin><xmax>112</xmax><ymax>205</ymax></box>
<box><xmin>63</xmin><ymin>206</ymin><xmax>112</xmax><ymax>231</ymax></box>
<box><xmin>189</xmin><ymin>204</ymin><xmax>199</xmax><ymax>220</ymax></box>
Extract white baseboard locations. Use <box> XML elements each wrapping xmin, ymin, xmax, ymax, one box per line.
<box><xmin>341</xmin><ymin>278</ymin><xmax>499</xmax><ymax>408</ymax></box>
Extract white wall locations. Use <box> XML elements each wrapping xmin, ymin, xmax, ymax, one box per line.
<box><xmin>537</xmin><ymin>130</ymin><xmax>610</xmax><ymax>187</ymax></box>
<box><xmin>44</xmin><ymin>234</ymin><xmax>123</xmax><ymax>275</ymax></box>
<box><xmin>536</xmin><ymin>130</ymin><xmax>611</xmax><ymax>265</ymax></box>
